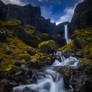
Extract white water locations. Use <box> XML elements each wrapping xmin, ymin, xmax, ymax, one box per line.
<box><xmin>64</xmin><ymin>24</ymin><xmax>71</xmax><ymax>44</ymax></box>
<box><xmin>13</xmin><ymin>51</ymin><xmax>79</xmax><ymax>92</ymax></box>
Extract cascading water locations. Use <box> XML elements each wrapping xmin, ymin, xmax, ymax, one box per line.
<box><xmin>13</xmin><ymin>51</ymin><xmax>79</xmax><ymax>92</ymax></box>
<box><xmin>64</xmin><ymin>24</ymin><xmax>71</xmax><ymax>44</ymax></box>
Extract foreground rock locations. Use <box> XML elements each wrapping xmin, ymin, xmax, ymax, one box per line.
<box><xmin>58</xmin><ymin>61</ymin><xmax>92</xmax><ymax>92</ymax></box>
<box><xmin>0</xmin><ymin>79</ymin><xmax>12</xmax><ymax>92</ymax></box>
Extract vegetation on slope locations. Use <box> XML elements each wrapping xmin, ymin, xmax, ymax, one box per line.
<box><xmin>0</xmin><ymin>19</ymin><xmax>62</xmax><ymax>71</ymax></box>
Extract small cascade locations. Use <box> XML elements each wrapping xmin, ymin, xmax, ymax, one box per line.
<box><xmin>13</xmin><ymin>51</ymin><xmax>79</xmax><ymax>92</ymax></box>
<box><xmin>64</xmin><ymin>24</ymin><xmax>71</xmax><ymax>44</ymax></box>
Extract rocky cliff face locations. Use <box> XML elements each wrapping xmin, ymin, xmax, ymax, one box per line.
<box><xmin>5</xmin><ymin>4</ymin><xmax>56</xmax><ymax>33</ymax></box>
<box><xmin>70</xmin><ymin>0</ymin><xmax>92</xmax><ymax>32</ymax></box>
<box><xmin>0</xmin><ymin>0</ymin><xmax>7</xmax><ymax>20</ymax></box>
<box><xmin>56</xmin><ymin>22</ymin><xmax>70</xmax><ymax>34</ymax></box>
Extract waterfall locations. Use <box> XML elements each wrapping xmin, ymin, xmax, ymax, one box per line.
<box><xmin>13</xmin><ymin>51</ymin><xmax>79</xmax><ymax>92</ymax></box>
<box><xmin>64</xmin><ymin>24</ymin><xmax>71</xmax><ymax>44</ymax></box>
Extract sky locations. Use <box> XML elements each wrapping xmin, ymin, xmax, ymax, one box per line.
<box><xmin>2</xmin><ymin>0</ymin><xmax>84</xmax><ymax>25</ymax></box>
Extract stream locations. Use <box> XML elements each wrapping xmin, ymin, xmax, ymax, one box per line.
<box><xmin>13</xmin><ymin>51</ymin><xmax>79</xmax><ymax>92</ymax></box>
<box><xmin>13</xmin><ymin>24</ymin><xmax>79</xmax><ymax>92</ymax></box>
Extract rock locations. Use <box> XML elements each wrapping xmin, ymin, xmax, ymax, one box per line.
<box><xmin>0</xmin><ymin>0</ymin><xmax>7</xmax><ymax>20</ymax></box>
<box><xmin>5</xmin><ymin>4</ymin><xmax>56</xmax><ymax>33</ymax></box>
<box><xmin>5</xmin><ymin>46</ymin><xmax>11</xmax><ymax>54</ymax></box>
<box><xmin>56</xmin><ymin>22</ymin><xmax>70</xmax><ymax>34</ymax></box>
<box><xmin>14</xmin><ymin>61</ymin><xmax>23</xmax><ymax>67</ymax></box>
<box><xmin>43</xmin><ymin>83</ymin><xmax>50</xmax><ymax>91</ymax></box>
<box><xmin>26</xmin><ymin>48</ymin><xmax>37</xmax><ymax>56</ymax></box>
<box><xmin>71</xmin><ymin>69</ymin><xmax>87</xmax><ymax>92</ymax></box>
<box><xmin>58</xmin><ymin>66</ymin><xmax>71</xmax><ymax>89</ymax></box>
<box><xmin>0</xmin><ymin>79</ymin><xmax>12</xmax><ymax>92</ymax></box>
<box><xmin>0</xmin><ymin>30</ymin><xmax>7</xmax><ymax>40</ymax></box>
<box><xmin>23</xmin><ymin>87</ymin><xmax>38</xmax><ymax>92</ymax></box>
<box><xmin>14</xmin><ymin>89</ymin><xmax>22</xmax><ymax>92</ymax></box>
<box><xmin>70</xmin><ymin>0</ymin><xmax>92</xmax><ymax>32</ymax></box>
<box><xmin>70</xmin><ymin>60</ymin><xmax>92</xmax><ymax>92</ymax></box>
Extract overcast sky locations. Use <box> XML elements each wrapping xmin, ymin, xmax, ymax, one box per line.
<box><xmin>2</xmin><ymin>0</ymin><xmax>84</xmax><ymax>25</ymax></box>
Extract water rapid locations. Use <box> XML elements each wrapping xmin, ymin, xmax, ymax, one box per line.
<box><xmin>13</xmin><ymin>51</ymin><xmax>79</xmax><ymax>92</ymax></box>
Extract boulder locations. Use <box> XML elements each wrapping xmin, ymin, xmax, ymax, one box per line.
<box><xmin>0</xmin><ymin>30</ymin><xmax>7</xmax><ymax>40</ymax></box>
<box><xmin>58</xmin><ymin>66</ymin><xmax>71</xmax><ymax>89</ymax></box>
<box><xmin>0</xmin><ymin>79</ymin><xmax>12</xmax><ymax>92</ymax></box>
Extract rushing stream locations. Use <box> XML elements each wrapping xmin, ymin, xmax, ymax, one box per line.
<box><xmin>13</xmin><ymin>51</ymin><xmax>79</xmax><ymax>92</ymax></box>
<box><xmin>13</xmin><ymin>24</ymin><xmax>79</xmax><ymax>92</ymax></box>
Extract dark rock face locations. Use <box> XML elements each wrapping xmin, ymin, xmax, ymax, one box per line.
<box><xmin>56</xmin><ymin>22</ymin><xmax>70</xmax><ymax>34</ymax></box>
<box><xmin>70</xmin><ymin>0</ymin><xmax>92</xmax><ymax>32</ymax></box>
<box><xmin>0</xmin><ymin>0</ymin><xmax>7</xmax><ymax>20</ymax></box>
<box><xmin>6</xmin><ymin>4</ymin><xmax>56</xmax><ymax>33</ymax></box>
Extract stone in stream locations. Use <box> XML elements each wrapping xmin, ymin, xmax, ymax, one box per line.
<box><xmin>0</xmin><ymin>79</ymin><xmax>12</xmax><ymax>92</ymax></box>
<box><xmin>23</xmin><ymin>87</ymin><xmax>38</xmax><ymax>92</ymax></box>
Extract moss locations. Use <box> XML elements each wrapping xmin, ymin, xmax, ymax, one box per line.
<box><xmin>38</xmin><ymin>40</ymin><xmax>56</xmax><ymax>53</ymax></box>
<box><xmin>79</xmin><ymin>58</ymin><xmax>92</xmax><ymax>75</ymax></box>
<box><xmin>58</xmin><ymin>40</ymin><xmax>75</xmax><ymax>51</ymax></box>
<box><xmin>0</xmin><ymin>30</ymin><xmax>33</xmax><ymax>71</ymax></box>
<box><xmin>30</xmin><ymin>52</ymin><xmax>52</xmax><ymax>63</ymax></box>
<box><xmin>72</xmin><ymin>27</ymin><xmax>92</xmax><ymax>59</ymax></box>
<box><xmin>0</xmin><ymin>19</ymin><xmax>21</xmax><ymax>26</ymax></box>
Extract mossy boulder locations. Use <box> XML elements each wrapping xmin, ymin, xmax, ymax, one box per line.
<box><xmin>30</xmin><ymin>53</ymin><xmax>53</xmax><ymax>66</ymax></box>
<box><xmin>38</xmin><ymin>40</ymin><xmax>57</xmax><ymax>54</ymax></box>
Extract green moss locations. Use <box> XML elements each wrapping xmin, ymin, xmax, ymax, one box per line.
<box><xmin>0</xmin><ymin>19</ymin><xmax>21</xmax><ymax>26</ymax></box>
<box><xmin>30</xmin><ymin>52</ymin><xmax>52</xmax><ymax>63</ymax></box>
<box><xmin>72</xmin><ymin>27</ymin><xmax>92</xmax><ymax>59</ymax></box>
<box><xmin>38</xmin><ymin>40</ymin><xmax>56</xmax><ymax>53</ymax></box>
<box><xmin>79</xmin><ymin>58</ymin><xmax>92</xmax><ymax>75</ymax></box>
<box><xmin>58</xmin><ymin>40</ymin><xmax>75</xmax><ymax>51</ymax></box>
<box><xmin>0</xmin><ymin>32</ymin><xmax>33</xmax><ymax>71</ymax></box>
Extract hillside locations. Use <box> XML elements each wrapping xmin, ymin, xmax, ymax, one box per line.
<box><xmin>0</xmin><ymin>0</ymin><xmax>92</xmax><ymax>92</ymax></box>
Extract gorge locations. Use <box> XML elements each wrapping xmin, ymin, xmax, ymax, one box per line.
<box><xmin>0</xmin><ymin>0</ymin><xmax>92</xmax><ymax>92</ymax></box>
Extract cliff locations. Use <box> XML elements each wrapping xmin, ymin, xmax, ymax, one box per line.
<box><xmin>6</xmin><ymin>4</ymin><xmax>56</xmax><ymax>33</ymax></box>
<box><xmin>70</xmin><ymin>0</ymin><xmax>92</xmax><ymax>32</ymax></box>
<box><xmin>0</xmin><ymin>0</ymin><xmax>7</xmax><ymax>20</ymax></box>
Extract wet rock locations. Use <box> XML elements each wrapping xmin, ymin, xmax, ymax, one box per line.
<box><xmin>0</xmin><ymin>30</ymin><xmax>7</xmax><ymax>40</ymax></box>
<box><xmin>58</xmin><ymin>66</ymin><xmax>71</xmax><ymax>89</ymax></box>
<box><xmin>14</xmin><ymin>89</ymin><xmax>22</xmax><ymax>92</ymax></box>
<box><xmin>71</xmin><ymin>60</ymin><xmax>92</xmax><ymax>92</ymax></box>
<box><xmin>71</xmin><ymin>69</ymin><xmax>87</xmax><ymax>92</ymax></box>
<box><xmin>23</xmin><ymin>87</ymin><xmax>38</xmax><ymax>92</ymax></box>
<box><xmin>43</xmin><ymin>83</ymin><xmax>50</xmax><ymax>91</ymax></box>
<box><xmin>5</xmin><ymin>46</ymin><xmax>11</xmax><ymax>54</ymax></box>
<box><xmin>0</xmin><ymin>79</ymin><xmax>12</xmax><ymax>92</ymax></box>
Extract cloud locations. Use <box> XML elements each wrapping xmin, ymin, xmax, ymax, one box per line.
<box><xmin>41</xmin><ymin>5</ymin><xmax>53</xmax><ymax>19</ymax></box>
<box><xmin>56</xmin><ymin>7</ymin><xmax>74</xmax><ymax>25</ymax></box>
<box><xmin>38</xmin><ymin>0</ymin><xmax>43</xmax><ymax>2</ymax></box>
<box><xmin>56</xmin><ymin>0</ymin><xmax>84</xmax><ymax>25</ymax></box>
<box><xmin>2</xmin><ymin>0</ymin><xmax>26</xmax><ymax>5</ymax></box>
